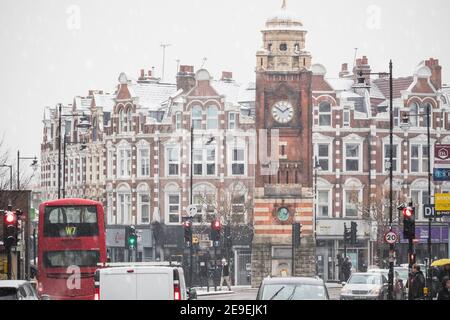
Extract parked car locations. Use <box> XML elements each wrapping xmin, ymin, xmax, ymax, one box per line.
<box><xmin>367</xmin><ymin>268</ymin><xmax>389</xmax><ymax>278</ymax></box>
<box><xmin>94</xmin><ymin>262</ymin><xmax>196</xmax><ymax>300</ymax></box>
<box><xmin>0</xmin><ymin>280</ymin><xmax>42</xmax><ymax>300</ymax></box>
<box><xmin>256</xmin><ymin>277</ymin><xmax>329</xmax><ymax>300</ymax></box>
<box><xmin>340</xmin><ymin>273</ymin><xmax>388</xmax><ymax>300</ymax></box>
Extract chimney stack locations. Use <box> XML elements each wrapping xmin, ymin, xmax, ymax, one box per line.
<box><xmin>353</xmin><ymin>55</ymin><xmax>371</xmax><ymax>85</ymax></box>
<box><xmin>339</xmin><ymin>63</ymin><xmax>349</xmax><ymax>78</ymax></box>
<box><xmin>221</xmin><ymin>71</ymin><xmax>233</xmax><ymax>82</ymax></box>
<box><xmin>177</xmin><ymin>65</ymin><xmax>196</xmax><ymax>92</ymax></box>
<box><xmin>425</xmin><ymin>58</ymin><xmax>442</xmax><ymax>90</ymax></box>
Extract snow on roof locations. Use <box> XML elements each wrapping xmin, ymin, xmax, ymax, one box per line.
<box><xmin>128</xmin><ymin>81</ymin><xmax>178</xmax><ymax>111</ymax></box>
<box><xmin>74</xmin><ymin>96</ymin><xmax>92</xmax><ymax>110</ymax></box>
<box><xmin>369</xmin><ymin>81</ymin><xmax>386</xmax><ymax>100</ymax></box>
<box><xmin>326</xmin><ymin>78</ymin><xmax>354</xmax><ymax>91</ymax></box>
<box><xmin>211</xmin><ymin>80</ymin><xmax>256</xmax><ymax>105</ymax></box>
<box><xmin>93</xmin><ymin>93</ymin><xmax>115</xmax><ymax>111</ymax></box>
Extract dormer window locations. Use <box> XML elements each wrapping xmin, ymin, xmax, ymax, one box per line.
<box><xmin>294</xmin><ymin>44</ymin><xmax>299</xmax><ymax>53</ymax></box>
<box><xmin>279</xmin><ymin>43</ymin><xmax>287</xmax><ymax>51</ymax></box>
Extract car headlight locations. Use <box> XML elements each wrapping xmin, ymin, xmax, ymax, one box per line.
<box><xmin>369</xmin><ymin>288</ymin><xmax>380</xmax><ymax>295</ymax></box>
<box><xmin>341</xmin><ymin>287</ymin><xmax>351</xmax><ymax>295</ymax></box>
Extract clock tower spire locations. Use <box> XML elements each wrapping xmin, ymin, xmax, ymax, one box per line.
<box><xmin>251</xmin><ymin>2</ymin><xmax>316</xmax><ymax>287</ymax></box>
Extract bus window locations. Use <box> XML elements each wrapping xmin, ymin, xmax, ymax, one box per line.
<box><xmin>44</xmin><ymin>206</ymin><xmax>99</xmax><ymax>237</ymax></box>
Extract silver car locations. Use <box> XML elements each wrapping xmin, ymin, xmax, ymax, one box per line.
<box><xmin>340</xmin><ymin>273</ymin><xmax>389</xmax><ymax>300</ymax></box>
<box><xmin>0</xmin><ymin>281</ymin><xmax>40</xmax><ymax>300</ymax></box>
<box><xmin>256</xmin><ymin>277</ymin><xmax>329</xmax><ymax>300</ymax></box>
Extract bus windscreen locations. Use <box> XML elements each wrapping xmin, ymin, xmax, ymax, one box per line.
<box><xmin>43</xmin><ymin>250</ymin><xmax>100</xmax><ymax>268</ymax></box>
<box><xmin>44</xmin><ymin>206</ymin><xmax>99</xmax><ymax>237</ymax></box>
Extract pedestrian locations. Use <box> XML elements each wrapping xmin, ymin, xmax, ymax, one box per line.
<box><xmin>408</xmin><ymin>264</ymin><xmax>425</xmax><ymax>300</ymax></box>
<box><xmin>220</xmin><ymin>258</ymin><xmax>232</xmax><ymax>291</ymax></box>
<box><xmin>337</xmin><ymin>254</ymin><xmax>344</xmax><ymax>282</ymax></box>
<box><xmin>437</xmin><ymin>277</ymin><xmax>450</xmax><ymax>300</ymax></box>
<box><xmin>342</xmin><ymin>257</ymin><xmax>352</xmax><ymax>282</ymax></box>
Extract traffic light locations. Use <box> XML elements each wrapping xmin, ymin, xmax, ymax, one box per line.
<box><xmin>402</xmin><ymin>206</ymin><xmax>415</xmax><ymax>240</ymax></box>
<box><xmin>2</xmin><ymin>209</ymin><xmax>18</xmax><ymax>249</ymax></box>
<box><xmin>408</xmin><ymin>252</ymin><xmax>416</xmax><ymax>265</ymax></box>
<box><xmin>125</xmin><ymin>225</ymin><xmax>137</xmax><ymax>249</ymax></box>
<box><xmin>224</xmin><ymin>224</ymin><xmax>232</xmax><ymax>249</ymax></box>
<box><xmin>350</xmin><ymin>221</ymin><xmax>357</xmax><ymax>244</ymax></box>
<box><xmin>183</xmin><ymin>219</ymin><xmax>192</xmax><ymax>246</ymax></box>
<box><xmin>210</xmin><ymin>219</ymin><xmax>221</xmax><ymax>243</ymax></box>
<box><xmin>292</xmin><ymin>223</ymin><xmax>301</xmax><ymax>248</ymax></box>
<box><xmin>344</xmin><ymin>223</ymin><xmax>351</xmax><ymax>243</ymax></box>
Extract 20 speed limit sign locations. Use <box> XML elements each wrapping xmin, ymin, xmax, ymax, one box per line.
<box><xmin>384</xmin><ymin>231</ymin><xmax>398</xmax><ymax>244</ymax></box>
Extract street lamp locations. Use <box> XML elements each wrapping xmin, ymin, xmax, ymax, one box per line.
<box><xmin>56</xmin><ymin>103</ymin><xmax>90</xmax><ymax>199</ymax></box>
<box><xmin>399</xmin><ymin>103</ymin><xmax>433</xmax><ymax>299</ymax></box>
<box><xmin>0</xmin><ymin>164</ymin><xmax>13</xmax><ymax>190</ymax></box>
<box><xmin>358</xmin><ymin>60</ymin><xmax>394</xmax><ymax>300</ymax></box>
<box><xmin>62</xmin><ymin>135</ymin><xmax>88</xmax><ymax>198</ymax></box>
<box><xmin>17</xmin><ymin>152</ymin><xmax>38</xmax><ymax>190</ymax></box>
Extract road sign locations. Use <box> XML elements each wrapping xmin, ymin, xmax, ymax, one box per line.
<box><xmin>185</xmin><ymin>205</ymin><xmax>197</xmax><ymax>217</ymax></box>
<box><xmin>384</xmin><ymin>231</ymin><xmax>398</xmax><ymax>244</ymax></box>
<box><xmin>192</xmin><ymin>235</ymin><xmax>199</xmax><ymax>244</ymax></box>
<box><xmin>424</xmin><ymin>204</ymin><xmax>435</xmax><ymax>218</ymax></box>
<box><xmin>435</xmin><ymin>193</ymin><xmax>450</xmax><ymax>211</ymax></box>
<box><xmin>433</xmin><ymin>168</ymin><xmax>450</xmax><ymax>181</ymax></box>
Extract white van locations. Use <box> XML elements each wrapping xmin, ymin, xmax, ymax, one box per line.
<box><xmin>94</xmin><ymin>262</ymin><xmax>196</xmax><ymax>300</ymax></box>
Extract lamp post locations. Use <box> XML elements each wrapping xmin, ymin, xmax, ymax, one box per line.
<box><xmin>358</xmin><ymin>60</ymin><xmax>394</xmax><ymax>300</ymax></box>
<box><xmin>56</xmin><ymin>103</ymin><xmax>90</xmax><ymax>199</ymax></box>
<box><xmin>0</xmin><ymin>164</ymin><xmax>13</xmax><ymax>190</ymax></box>
<box><xmin>62</xmin><ymin>135</ymin><xmax>88</xmax><ymax>198</ymax></box>
<box><xmin>16</xmin><ymin>151</ymin><xmax>38</xmax><ymax>281</ymax></box>
<box><xmin>400</xmin><ymin>103</ymin><xmax>433</xmax><ymax>299</ymax></box>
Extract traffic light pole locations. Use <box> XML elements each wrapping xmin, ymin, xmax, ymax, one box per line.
<box><xmin>387</xmin><ymin>60</ymin><xmax>394</xmax><ymax>301</ymax></box>
<box><xmin>6</xmin><ymin>247</ymin><xmax>12</xmax><ymax>280</ymax></box>
<box><xmin>189</xmin><ymin>126</ymin><xmax>194</xmax><ymax>288</ymax></box>
<box><xmin>343</xmin><ymin>223</ymin><xmax>347</xmax><ymax>258</ymax></box>
<box><xmin>426</xmin><ymin>104</ymin><xmax>433</xmax><ymax>300</ymax></box>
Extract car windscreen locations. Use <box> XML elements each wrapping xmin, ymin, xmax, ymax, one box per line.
<box><xmin>0</xmin><ymin>288</ymin><xmax>18</xmax><ymax>300</ymax></box>
<box><xmin>261</xmin><ymin>284</ymin><xmax>326</xmax><ymax>300</ymax></box>
<box><xmin>43</xmin><ymin>250</ymin><xmax>100</xmax><ymax>268</ymax></box>
<box><xmin>44</xmin><ymin>205</ymin><xmax>98</xmax><ymax>237</ymax></box>
<box><xmin>395</xmin><ymin>269</ymin><xmax>408</xmax><ymax>281</ymax></box>
<box><xmin>348</xmin><ymin>274</ymin><xmax>381</xmax><ymax>285</ymax></box>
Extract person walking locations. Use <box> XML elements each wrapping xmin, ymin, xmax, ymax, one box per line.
<box><xmin>220</xmin><ymin>258</ymin><xmax>232</xmax><ymax>291</ymax></box>
<box><xmin>408</xmin><ymin>264</ymin><xmax>425</xmax><ymax>300</ymax></box>
<box><xmin>437</xmin><ymin>277</ymin><xmax>450</xmax><ymax>300</ymax></box>
<box><xmin>342</xmin><ymin>257</ymin><xmax>352</xmax><ymax>282</ymax></box>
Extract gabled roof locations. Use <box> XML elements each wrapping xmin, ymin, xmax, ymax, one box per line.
<box><xmin>372</xmin><ymin>77</ymin><xmax>414</xmax><ymax>99</ymax></box>
<box><xmin>128</xmin><ymin>81</ymin><xmax>177</xmax><ymax>111</ymax></box>
<box><xmin>92</xmin><ymin>93</ymin><xmax>115</xmax><ymax>111</ymax></box>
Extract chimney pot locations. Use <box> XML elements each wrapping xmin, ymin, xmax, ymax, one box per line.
<box><xmin>221</xmin><ymin>71</ymin><xmax>233</xmax><ymax>81</ymax></box>
<box><xmin>148</xmin><ymin>70</ymin><xmax>152</xmax><ymax>77</ymax></box>
<box><xmin>342</xmin><ymin>63</ymin><xmax>348</xmax><ymax>71</ymax></box>
<box><xmin>140</xmin><ymin>69</ymin><xmax>145</xmax><ymax>78</ymax></box>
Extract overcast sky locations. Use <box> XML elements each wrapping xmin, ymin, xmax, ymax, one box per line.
<box><xmin>1</xmin><ymin>0</ymin><xmax>449</xmax><ymax>183</ymax></box>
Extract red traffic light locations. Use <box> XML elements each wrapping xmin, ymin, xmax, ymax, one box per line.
<box><xmin>403</xmin><ymin>207</ymin><xmax>413</xmax><ymax>218</ymax></box>
<box><xmin>183</xmin><ymin>220</ymin><xmax>192</xmax><ymax>228</ymax></box>
<box><xmin>212</xmin><ymin>219</ymin><xmax>221</xmax><ymax>230</ymax></box>
<box><xmin>4</xmin><ymin>212</ymin><xmax>16</xmax><ymax>224</ymax></box>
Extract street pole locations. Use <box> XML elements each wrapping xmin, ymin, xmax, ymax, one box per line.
<box><xmin>291</xmin><ymin>223</ymin><xmax>295</xmax><ymax>277</ymax></box>
<box><xmin>17</xmin><ymin>151</ymin><xmax>20</xmax><ymax>190</ymax></box>
<box><xmin>343</xmin><ymin>223</ymin><xmax>347</xmax><ymax>258</ymax></box>
<box><xmin>57</xmin><ymin>103</ymin><xmax>62</xmax><ymax>199</ymax></box>
<box><xmin>426</xmin><ymin>103</ymin><xmax>432</xmax><ymax>299</ymax></box>
<box><xmin>189</xmin><ymin>126</ymin><xmax>194</xmax><ymax>288</ymax></box>
<box><xmin>6</xmin><ymin>247</ymin><xmax>11</xmax><ymax>280</ymax></box>
<box><xmin>388</xmin><ymin>60</ymin><xmax>394</xmax><ymax>301</ymax></box>
<box><xmin>63</xmin><ymin>135</ymin><xmax>67</xmax><ymax>198</ymax></box>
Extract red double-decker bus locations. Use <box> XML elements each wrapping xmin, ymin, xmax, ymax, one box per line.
<box><xmin>37</xmin><ymin>198</ymin><xmax>107</xmax><ymax>300</ymax></box>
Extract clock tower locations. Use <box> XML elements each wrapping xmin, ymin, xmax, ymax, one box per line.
<box><xmin>251</xmin><ymin>1</ymin><xmax>316</xmax><ymax>287</ymax></box>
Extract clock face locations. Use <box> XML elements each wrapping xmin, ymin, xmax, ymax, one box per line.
<box><xmin>272</xmin><ymin>101</ymin><xmax>294</xmax><ymax>124</ymax></box>
<box><xmin>277</xmin><ymin>207</ymin><xmax>290</xmax><ymax>222</ymax></box>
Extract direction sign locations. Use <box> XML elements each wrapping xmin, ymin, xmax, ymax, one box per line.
<box><xmin>433</xmin><ymin>168</ymin><xmax>450</xmax><ymax>181</ymax></box>
<box><xmin>435</xmin><ymin>193</ymin><xmax>450</xmax><ymax>211</ymax></box>
<box><xmin>384</xmin><ymin>231</ymin><xmax>398</xmax><ymax>244</ymax></box>
<box><xmin>185</xmin><ymin>205</ymin><xmax>198</xmax><ymax>217</ymax></box>
<box><xmin>424</xmin><ymin>204</ymin><xmax>435</xmax><ymax>218</ymax></box>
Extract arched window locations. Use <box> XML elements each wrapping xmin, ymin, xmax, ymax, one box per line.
<box><xmin>117</xmin><ymin>183</ymin><xmax>131</xmax><ymax>225</ymax></box>
<box><xmin>318</xmin><ymin>102</ymin><xmax>332</xmax><ymax>126</ymax></box>
<box><xmin>119</xmin><ymin>109</ymin><xmax>124</xmax><ymax>133</ymax></box>
<box><xmin>127</xmin><ymin>109</ymin><xmax>132</xmax><ymax>132</ymax></box>
<box><xmin>175</xmin><ymin>112</ymin><xmax>182</xmax><ymax>130</ymax></box>
<box><xmin>409</xmin><ymin>102</ymin><xmax>419</xmax><ymax>127</ymax></box>
<box><xmin>207</xmin><ymin>105</ymin><xmax>218</xmax><ymax>129</ymax></box>
<box><xmin>191</xmin><ymin>105</ymin><xmax>202</xmax><ymax>129</ymax></box>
